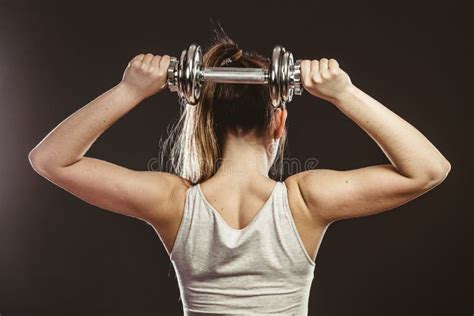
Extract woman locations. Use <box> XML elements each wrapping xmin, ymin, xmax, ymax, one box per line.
<box><xmin>28</xmin><ymin>28</ymin><xmax>450</xmax><ymax>315</ymax></box>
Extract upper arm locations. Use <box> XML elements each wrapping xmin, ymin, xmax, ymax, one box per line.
<box><xmin>292</xmin><ymin>164</ymin><xmax>449</xmax><ymax>224</ymax></box>
<box><xmin>31</xmin><ymin>155</ymin><xmax>189</xmax><ymax>224</ymax></box>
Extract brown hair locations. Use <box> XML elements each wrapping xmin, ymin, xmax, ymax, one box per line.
<box><xmin>159</xmin><ymin>24</ymin><xmax>288</xmax><ymax>184</ymax></box>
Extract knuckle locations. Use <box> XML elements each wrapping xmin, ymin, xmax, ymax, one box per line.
<box><xmin>152</xmin><ymin>55</ymin><xmax>162</xmax><ymax>63</ymax></box>
<box><xmin>157</xmin><ymin>68</ymin><xmax>168</xmax><ymax>76</ymax></box>
<box><xmin>311</xmin><ymin>74</ymin><xmax>322</xmax><ymax>83</ymax></box>
<box><xmin>160</xmin><ymin>55</ymin><xmax>170</xmax><ymax>64</ymax></box>
<box><xmin>329</xmin><ymin>59</ymin><xmax>339</xmax><ymax>68</ymax></box>
<box><xmin>321</xmin><ymin>71</ymin><xmax>331</xmax><ymax>79</ymax></box>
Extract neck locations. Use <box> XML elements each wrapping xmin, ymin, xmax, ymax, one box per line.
<box><xmin>214</xmin><ymin>133</ymin><xmax>271</xmax><ymax>179</ymax></box>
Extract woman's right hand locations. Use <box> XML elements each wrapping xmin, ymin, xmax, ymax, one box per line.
<box><xmin>120</xmin><ymin>53</ymin><xmax>171</xmax><ymax>101</ymax></box>
<box><xmin>300</xmin><ymin>58</ymin><xmax>353</xmax><ymax>103</ymax></box>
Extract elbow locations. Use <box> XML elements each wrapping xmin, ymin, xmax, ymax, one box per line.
<box><xmin>418</xmin><ymin>159</ymin><xmax>451</xmax><ymax>189</ymax></box>
<box><xmin>28</xmin><ymin>149</ymin><xmax>51</xmax><ymax>176</ymax></box>
<box><xmin>432</xmin><ymin>158</ymin><xmax>452</xmax><ymax>182</ymax></box>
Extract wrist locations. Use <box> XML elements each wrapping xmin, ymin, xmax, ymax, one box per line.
<box><xmin>328</xmin><ymin>84</ymin><xmax>359</xmax><ymax>105</ymax></box>
<box><xmin>116</xmin><ymin>82</ymin><xmax>147</xmax><ymax>104</ymax></box>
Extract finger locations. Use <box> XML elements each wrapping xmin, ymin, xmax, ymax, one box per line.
<box><xmin>310</xmin><ymin>60</ymin><xmax>321</xmax><ymax>82</ymax></box>
<box><xmin>300</xmin><ymin>60</ymin><xmax>311</xmax><ymax>85</ymax></box>
<box><xmin>328</xmin><ymin>58</ymin><xmax>339</xmax><ymax>69</ymax></box>
<box><xmin>151</xmin><ymin>55</ymin><xmax>162</xmax><ymax>70</ymax></box>
<box><xmin>142</xmin><ymin>53</ymin><xmax>154</xmax><ymax>66</ymax></box>
<box><xmin>311</xmin><ymin>59</ymin><xmax>320</xmax><ymax>75</ymax></box>
<box><xmin>159</xmin><ymin>55</ymin><xmax>170</xmax><ymax>73</ymax></box>
<box><xmin>128</xmin><ymin>54</ymin><xmax>145</xmax><ymax>67</ymax></box>
<box><xmin>133</xmin><ymin>53</ymin><xmax>145</xmax><ymax>62</ymax></box>
<box><xmin>319</xmin><ymin>58</ymin><xmax>329</xmax><ymax>72</ymax></box>
<box><xmin>328</xmin><ymin>58</ymin><xmax>340</xmax><ymax>74</ymax></box>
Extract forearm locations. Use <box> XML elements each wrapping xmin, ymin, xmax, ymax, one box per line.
<box><xmin>29</xmin><ymin>82</ymin><xmax>144</xmax><ymax>171</ymax></box>
<box><xmin>331</xmin><ymin>85</ymin><xmax>451</xmax><ymax>181</ymax></box>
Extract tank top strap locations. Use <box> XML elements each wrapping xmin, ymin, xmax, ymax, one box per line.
<box><xmin>169</xmin><ymin>184</ymin><xmax>197</xmax><ymax>260</ymax></box>
<box><xmin>279</xmin><ymin>180</ymin><xmax>317</xmax><ymax>266</ymax></box>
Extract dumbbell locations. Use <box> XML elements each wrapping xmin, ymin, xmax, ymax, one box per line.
<box><xmin>167</xmin><ymin>44</ymin><xmax>303</xmax><ymax>107</ymax></box>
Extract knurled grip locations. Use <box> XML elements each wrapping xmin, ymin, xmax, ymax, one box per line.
<box><xmin>166</xmin><ymin>44</ymin><xmax>303</xmax><ymax>107</ymax></box>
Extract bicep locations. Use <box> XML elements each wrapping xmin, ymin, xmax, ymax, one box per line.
<box><xmin>297</xmin><ymin>164</ymin><xmax>440</xmax><ymax>223</ymax></box>
<box><xmin>40</xmin><ymin>156</ymin><xmax>182</xmax><ymax>223</ymax></box>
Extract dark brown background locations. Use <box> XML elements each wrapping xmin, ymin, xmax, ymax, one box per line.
<box><xmin>0</xmin><ymin>0</ymin><xmax>471</xmax><ymax>315</ymax></box>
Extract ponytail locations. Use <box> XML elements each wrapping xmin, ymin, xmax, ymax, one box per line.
<box><xmin>159</xmin><ymin>25</ymin><xmax>287</xmax><ymax>184</ymax></box>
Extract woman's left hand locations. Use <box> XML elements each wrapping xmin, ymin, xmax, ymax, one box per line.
<box><xmin>120</xmin><ymin>53</ymin><xmax>170</xmax><ymax>101</ymax></box>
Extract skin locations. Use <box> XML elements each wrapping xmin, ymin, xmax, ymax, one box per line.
<box><xmin>28</xmin><ymin>52</ymin><xmax>451</xmax><ymax>262</ymax></box>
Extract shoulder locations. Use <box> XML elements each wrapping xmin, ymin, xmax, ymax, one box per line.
<box><xmin>284</xmin><ymin>169</ymin><xmax>338</xmax><ymax>225</ymax></box>
<box><xmin>139</xmin><ymin>170</ymin><xmax>191</xmax><ymax>198</ymax></box>
<box><xmin>141</xmin><ymin>171</ymin><xmax>192</xmax><ymax>224</ymax></box>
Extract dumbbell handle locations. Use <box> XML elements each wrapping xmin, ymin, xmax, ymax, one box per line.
<box><xmin>200</xmin><ymin>67</ymin><xmax>269</xmax><ymax>84</ymax></box>
<box><xmin>167</xmin><ymin>45</ymin><xmax>302</xmax><ymax>106</ymax></box>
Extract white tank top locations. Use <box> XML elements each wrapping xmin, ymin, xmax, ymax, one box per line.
<box><xmin>169</xmin><ymin>181</ymin><xmax>316</xmax><ymax>315</ymax></box>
